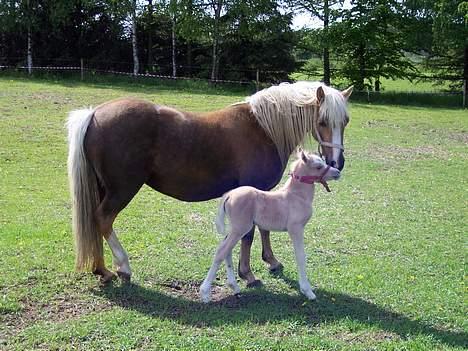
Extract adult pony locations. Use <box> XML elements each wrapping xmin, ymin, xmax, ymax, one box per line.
<box><xmin>67</xmin><ymin>81</ymin><xmax>352</xmax><ymax>284</ymax></box>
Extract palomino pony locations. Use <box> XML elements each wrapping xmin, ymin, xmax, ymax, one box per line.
<box><xmin>200</xmin><ymin>151</ymin><xmax>340</xmax><ymax>302</ymax></box>
<box><xmin>66</xmin><ymin>81</ymin><xmax>352</xmax><ymax>284</ymax></box>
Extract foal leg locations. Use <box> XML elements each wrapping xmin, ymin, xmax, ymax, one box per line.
<box><xmin>288</xmin><ymin>227</ymin><xmax>316</xmax><ymax>300</ymax></box>
<box><xmin>200</xmin><ymin>234</ymin><xmax>241</xmax><ymax>303</ymax></box>
<box><xmin>259</xmin><ymin>228</ymin><xmax>283</xmax><ymax>273</ymax></box>
<box><xmin>225</xmin><ymin>250</ymin><xmax>241</xmax><ymax>295</ymax></box>
<box><xmin>238</xmin><ymin>227</ymin><xmax>262</xmax><ymax>287</ymax></box>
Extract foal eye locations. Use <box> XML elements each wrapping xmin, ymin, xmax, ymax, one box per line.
<box><xmin>319</xmin><ymin>121</ymin><xmax>327</xmax><ymax>127</ymax></box>
<box><xmin>316</xmin><ymin>164</ymin><xmax>323</xmax><ymax>169</ymax></box>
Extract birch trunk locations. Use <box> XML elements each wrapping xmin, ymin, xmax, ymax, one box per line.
<box><xmin>132</xmin><ymin>0</ymin><xmax>139</xmax><ymax>75</ymax></box>
<box><xmin>211</xmin><ymin>0</ymin><xmax>222</xmax><ymax>82</ymax></box>
<box><xmin>147</xmin><ymin>0</ymin><xmax>153</xmax><ymax>71</ymax></box>
<box><xmin>322</xmin><ymin>0</ymin><xmax>330</xmax><ymax>86</ymax></box>
<box><xmin>27</xmin><ymin>24</ymin><xmax>32</xmax><ymax>75</ymax></box>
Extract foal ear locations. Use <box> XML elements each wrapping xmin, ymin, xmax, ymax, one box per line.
<box><xmin>342</xmin><ymin>86</ymin><xmax>354</xmax><ymax>100</ymax></box>
<box><xmin>316</xmin><ymin>86</ymin><xmax>325</xmax><ymax>104</ymax></box>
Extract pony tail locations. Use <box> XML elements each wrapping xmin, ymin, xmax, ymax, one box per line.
<box><xmin>66</xmin><ymin>109</ymin><xmax>103</xmax><ymax>272</ymax></box>
<box><xmin>215</xmin><ymin>194</ymin><xmax>230</xmax><ymax>236</ymax></box>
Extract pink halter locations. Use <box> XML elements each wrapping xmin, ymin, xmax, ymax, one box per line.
<box><xmin>290</xmin><ymin>165</ymin><xmax>332</xmax><ymax>192</ymax></box>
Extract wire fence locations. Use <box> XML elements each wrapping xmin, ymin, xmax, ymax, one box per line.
<box><xmin>1</xmin><ymin>57</ymin><xmax>466</xmax><ymax>107</ymax></box>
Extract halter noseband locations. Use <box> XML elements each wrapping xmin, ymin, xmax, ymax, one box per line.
<box><xmin>290</xmin><ymin>165</ymin><xmax>332</xmax><ymax>192</ymax></box>
<box><xmin>313</xmin><ymin>104</ymin><xmax>344</xmax><ymax>157</ymax></box>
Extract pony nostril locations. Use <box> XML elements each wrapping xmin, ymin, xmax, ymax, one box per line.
<box><xmin>330</xmin><ymin>160</ymin><xmax>337</xmax><ymax>168</ymax></box>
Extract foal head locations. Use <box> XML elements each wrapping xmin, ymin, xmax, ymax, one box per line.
<box><xmin>292</xmin><ymin>150</ymin><xmax>341</xmax><ymax>184</ymax></box>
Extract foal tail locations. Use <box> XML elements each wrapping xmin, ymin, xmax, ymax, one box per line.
<box><xmin>215</xmin><ymin>194</ymin><xmax>230</xmax><ymax>236</ymax></box>
<box><xmin>66</xmin><ymin>109</ymin><xmax>103</xmax><ymax>272</ymax></box>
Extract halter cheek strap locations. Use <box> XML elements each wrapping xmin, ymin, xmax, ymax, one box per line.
<box><xmin>290</xmin><ymin>165</ymin><xmax>332</xmax><ymax>192</ymax></box>
<box><xmin>313</xmin><ymin>105</ymin><xmax>344</xmax><ymax>156</ymax></box>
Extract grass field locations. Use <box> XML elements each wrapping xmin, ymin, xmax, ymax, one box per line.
<box><xmin>0</xmin><ymin>75</ymin><xmax>466</xmax><ymax>350</ymax></box>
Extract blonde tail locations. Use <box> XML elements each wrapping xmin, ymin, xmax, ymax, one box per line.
<box><xmin>215</xmin><ymin>194</ymin><xmax>230</xmax><ymax>236</ymax></box>
<box><xmin>66</xmin><ymin>109</ymin><xmax>103</xmax><ymax>272</ymax></box>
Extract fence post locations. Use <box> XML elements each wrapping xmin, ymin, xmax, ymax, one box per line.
<box><xmin>256</xmin><ymin>69</ymin><xmax>260</xmax><ymax>91</ymax></box>
<box><xmin>80</xmin><ymin>58</ymin><xmax>84</xmax><ymax>81</ymax></box>
<box><xmin>463</xmin><ymin>79</ymin><xmax>467</xmax><ymax>109</ymax></box>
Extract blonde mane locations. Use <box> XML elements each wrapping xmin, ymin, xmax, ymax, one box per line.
<box><xmin>247</xmin><ymin>81</ymin><xmax>348</xmax><ymax>166</ymax></box>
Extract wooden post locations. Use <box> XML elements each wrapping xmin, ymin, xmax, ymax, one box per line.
<box><xmin>80</xmin><ymin>58</ymin><xmax>84</xmax><ymax>81</ymax></box>
<box><xmin>256</xmin><ymin>69</ymin><xmax>260</xmax><ymax>92</ymax></box>
<box><xmin>463</xmin><ymin>46</ymin><xmax>467</xmax><ymax>108</ymax></box>
<box><xmin>463</xmin><ymin>79</ymin><xmax>467</xmax><ymax>109</ymax></box>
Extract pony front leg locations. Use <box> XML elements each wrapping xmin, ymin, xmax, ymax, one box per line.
<box><xmin>105</xmin><ymin>230</ymin><xmax>132</xmax><ymax>282</ymax></box>
<box><xmin>288</xmin><ymin>228</ymin><xmax>316</xmax><ymax>300</ymax></box>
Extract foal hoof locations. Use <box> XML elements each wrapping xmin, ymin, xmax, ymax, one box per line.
<box><xmin>269</xmin><ymin>263</ymin><xmax>284</xmax><ymax>275</ymax></box>
<box><xmin>117</xmin><ymin>271</ymin><xmax>132</xmax><ymax>283</ymax></box>
<box><xmin>246</xmin><ymin>279</ymin><xmax>263</xmax><ymax>288</ymax></box>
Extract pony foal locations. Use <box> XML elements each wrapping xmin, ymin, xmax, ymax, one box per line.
<box><xmin>200</xmin><ymin>151</ymin><xmax>340</xmax><ymax>303</ymax></box>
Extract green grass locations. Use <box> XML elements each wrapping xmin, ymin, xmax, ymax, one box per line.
<box><xmin>0</xmin><ymin>74</ymin><xmax>466</xmax><ymax>350</ymax></box>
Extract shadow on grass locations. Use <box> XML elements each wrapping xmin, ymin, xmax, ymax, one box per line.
<box><xmin>95</xmin><ymin>279</ymin><xmax>467</xmax><ymax>349</ymax></box>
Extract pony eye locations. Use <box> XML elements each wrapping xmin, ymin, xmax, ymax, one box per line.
<box><xmin>318</xmin><ymin>120</ymin><xmax>327</xmax><ymax>127</ymax></box>
<box><xmin>316</xmin><ymin>164</ymin><xmax>323</xmax><ymax>169</ymax></box>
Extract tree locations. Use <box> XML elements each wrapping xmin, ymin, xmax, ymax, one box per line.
<box><xmin>287</xmin><ymin>0</ymin><xmax>344</xmax><ymax>85</ymax></box>
<box><xmin>333</xmin><ymin>0</ymin><xmax>416</xmax><ymax>91</ymax></box>
<box><xmin>431</xmin><ymin>0</ymin><xmax>467</xmax><ymax>105</ymax></box>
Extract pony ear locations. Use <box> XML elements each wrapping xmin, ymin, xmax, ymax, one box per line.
<box><xmin>342</xmin><ymin>86</ymin><xmax>353</xmax><ymax>100</ymax></box>
<box><xmin>316</xmin><ymin>86</ymin><xmax>325</xmax><ymax>104</ymax></box>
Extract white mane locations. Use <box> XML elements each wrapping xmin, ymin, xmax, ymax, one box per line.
<box><xmin>246</xmin><ymin>81</ymin><xmax>348</xmax><ymax>165</ymax></box>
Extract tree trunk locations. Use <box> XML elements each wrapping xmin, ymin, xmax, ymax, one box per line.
<box><xmin>131</xmin><ymin>0</ymin><xmax>139</xmax><ymax>76</ymax></box>
<box><xmin>27</xmin><ymin>24</ymin><xmax>32</xmax><ymax>74</ymax></box>
<box><xmin>322</xmin><ymin>0</ymin><xmax>330</xmax><ymax>86</ymax></box>
<box><xmin>147</xmin><ymin>0</ymin><xmax>153</xmax><ymax>72</ymax></box>
<box><xmin>187</xmin><ymin>41</ymin><xmax>192</xmax><ymax>77</ymax></box>
<box><xmin>172</xmin><ymin>15</ymin><xmax>176</xmax><ymax>78</ymax></box>
<box><xmin>211</xmin><ymin>0</ymin><xmax>222</xmax><ymax>82</ymax></box>
<box><xmin>357</xmin><ymin>43</ymin><xmax>365</xmax><ymax>90</ymax></box>
<box><xmin>375</xmin><ymin>78</ymin><xmax>380</xmax><ymax>92</ymax></box>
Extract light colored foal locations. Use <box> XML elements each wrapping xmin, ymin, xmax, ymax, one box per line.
<box><xmin>200</xmin><ymin>151</ymin><xmax>341</xmax><ymax>303</ymax></box>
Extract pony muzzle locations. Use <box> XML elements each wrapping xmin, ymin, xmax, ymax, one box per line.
<box><xmin>326</xmin><ymin>152</ymin><xmax>345</xmax><ymax>171</ymax></box>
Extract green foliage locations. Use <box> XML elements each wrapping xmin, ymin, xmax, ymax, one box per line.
<box><xmin>330</xmin><ymin>0</ymin><xmax>417</xmax><ymax>90</ymax></box>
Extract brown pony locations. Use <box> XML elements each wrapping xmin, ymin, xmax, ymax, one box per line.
<box><xmin>67</xmin><ymin>81</ymin><xmax>352</xmax><ymax>284</ymax></box>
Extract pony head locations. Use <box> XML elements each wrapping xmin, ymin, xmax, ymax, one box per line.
<box><xmin>313</xmin><ymin>84</ymin><xmax>353</xmax><ymax>171</ymax></box>
<box><xmin>247</xmin><ymin>82</ymin><xmax>352</xmax><ymax>171</ymax></box>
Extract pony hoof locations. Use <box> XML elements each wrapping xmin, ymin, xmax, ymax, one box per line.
<box><xmin>269</xmin><ymin>263</ymin><xmax>284</xmax><ymax>274</ymax></box>
<box><xmin>246</xmin><ymin>279</ymin><xmax>263</xmax><ymax>288</ymax></box>
<box><xmin>99</xmin><ymin>272</ymin><xmax>117</xmax><ymax>285</ymax></box>
<box><xmin>117</xmin><ymin>271</ymin><xmax>131</xmax><ymax>283</ymax></box>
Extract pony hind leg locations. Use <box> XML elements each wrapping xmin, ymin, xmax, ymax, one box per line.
<box><xmin>106</xmin><ymin>230</ymin><xmax>131</xmax><ymax>282</ymax></box>
<box><xmin>95</xmin><ymin>181</ymin><xmax>144</xmax><ymax>283</ymax></box>
<box><xmin>238</xmin><ymin>227</ymin><xmax>263</xmax><ymax>288</ymax></box>
<box><xmin>259</xmin><ymin>228</ymin><xmax>283</xmax><ymax>273</ymax></box>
